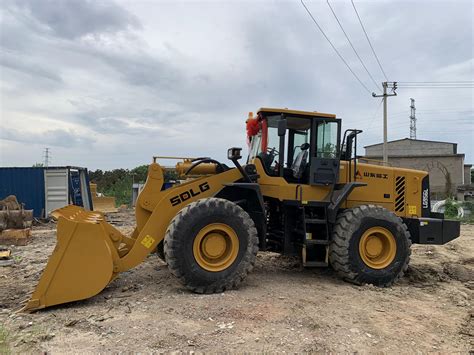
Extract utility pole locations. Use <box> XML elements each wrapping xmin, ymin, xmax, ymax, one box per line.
<box><xmin>410</xmin><ymin>98</ymin><xmax>417</xmax><ymax>139</ymax></box>
<box><xmin>43</xmin><ymin>147</ymin><xmax>51</xmax><ymax>167</ymax></box>
<box><xmin>372</xmin><ymin>82</ymin><xmax>397</xmax><ymax>163</ymax></box>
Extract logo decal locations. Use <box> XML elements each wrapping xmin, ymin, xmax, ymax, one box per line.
<box><xmin>355</xmin><ymin>170</ymin><xmax>388</xmax><ymax>180</ymax></box>
<box><xmin>422</xmin><ymin>189</ymin><xmax>429</xmax><ymax>209</ymax></box>
<box><xmin>141</xmin><ymin>235</ymin><xmax>155</xmax><ymax>249</ymax></box>
<box><xmin>170</xmin><ymin>182</ymin><xmax>210</xmax><ymax>206</ymax></box>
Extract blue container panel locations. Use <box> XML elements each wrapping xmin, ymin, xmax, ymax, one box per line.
<box><xmin>0</xmin><ymin>168</ymin><xmax>46</xmax><ymax>218</ymax></box>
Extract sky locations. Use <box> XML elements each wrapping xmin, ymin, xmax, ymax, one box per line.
<box><xmin>1</xmin><ymin>0</ymin><xmax>473</xmax><ymax>170</ymax></box>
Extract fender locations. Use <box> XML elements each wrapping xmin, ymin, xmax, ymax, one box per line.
<box><xmin>327</xmin><ymin>182</ymin><xmax>366</xmax><ymax>223</ymax></box>
<box><xmin>217</xmin><ymin>183</ymin><xmax>267</xmax><ymax>250</ymax></box>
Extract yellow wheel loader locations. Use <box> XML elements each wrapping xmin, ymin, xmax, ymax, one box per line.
<box><xmin>23</xmin><ymin>108</ymin><xmax>460</xmax><ymax>311</ymax></box>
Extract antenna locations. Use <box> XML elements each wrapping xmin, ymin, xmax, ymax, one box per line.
<box><xmin>43</xmin><ymin>147</ymin><xmax>51</xmax><ymax>167</ymax></box>
<box><xmin>410</xmin><ymin>98</ymin><xmax>416</xmax><ymax>139</ymax></box>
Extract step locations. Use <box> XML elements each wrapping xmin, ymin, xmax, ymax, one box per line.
<box><xmin>305</xmin><ymin>239</ymin><xmax>329</xmax><ymax>245</ymax></box>
<box><xmin>305</xmin><ymin>218</ymin><xmax>327</xmax><ymax>224</ymax></box>
<box><xmin>303</xmin><ymin>261</ymin><xmax>328</xmax><ymax>267</ymax></box>
<box><xmin>294</xmin><ymin>228</ymin><xmax>305</xmax><ymax>235</ymax></box>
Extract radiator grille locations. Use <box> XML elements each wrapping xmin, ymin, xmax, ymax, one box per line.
<box><xmin>395</xmin><ymin>176</ymin><xmax>406</xmax><ymax>212</ymax></box>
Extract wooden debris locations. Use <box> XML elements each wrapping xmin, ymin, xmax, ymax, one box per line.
<box><xmin>0</xmin><ymin>246</ymin><xmax>13</xmax><ymax>266</ymax></box>
<box><xmin>0</xmin><ymin>248</ymin><xmax>11</xmax><ymax>259</ymax></box>
<box><xmin>0</xmin><ymin>228</ymin><xmax>32</xmax><ymax>246</ymax></box>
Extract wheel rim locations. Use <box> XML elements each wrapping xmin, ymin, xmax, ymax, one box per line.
<box><xmin>359</xmin><ymin>227</ymin><xmax>396</xmax><ymax>269</ymax></box>
<box><xmin>193</xmin><ymin>223</ymin><xmax>239</xmax><ymax>272</ymax></box>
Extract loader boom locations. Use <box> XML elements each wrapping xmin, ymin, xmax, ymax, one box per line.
<box><xmin>24</xmin><ymin>162</ymin><xmax>243</xmax><ymax>311</ymax></box>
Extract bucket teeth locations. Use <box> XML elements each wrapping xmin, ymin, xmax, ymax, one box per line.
<box><xmin>51</xmin><ymin>205</ymin><xmax>104</xmax><ymax>224</ymax></box>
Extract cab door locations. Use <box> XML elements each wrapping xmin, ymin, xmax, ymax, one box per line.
<box><xmin>309</xmin><ymin>118</ymin><xmax>341</xmax><ymax>186</ymax></box>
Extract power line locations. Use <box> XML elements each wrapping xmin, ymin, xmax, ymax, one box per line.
<box><xmin>398</xmin><ymin>81</ymin><xmax>474</xmax><ymax>84</ymax></box>
<box><xmin>399</xmin><ymin>86</ymin><xmax>474</xmax><ymax>87</ymax></box>
<box><xmin>368</xmin><ymin>98</ymin><xmax>384</xmax><ymax>124</ymax></box>
<box><xmin>399</xmin><ymin>84</ymin><xmax>474</xmax><ymax>86</ymax></box>
<box><xmin>351</xmin><ymin>0</ymin><xmax>388</xmax><ymax>81</ymax></box>
<box><xmin>398</xmin><ymin>81</ymin><xmax>474</xmax><ymax>88</ymax></box>
<box><xmin>326</xmin><ymin>0</ymin><xmax>381</xmax><ymax>91</ymax></box>
<box><xmin>397</xmin><ymin>86</ymin><xmax>474</xmax><ymax>89</ymax></box>
<box><xmin>300</xmin><ymin>0</ymin><xmax>372</xmax><ymax>95</ymax></box>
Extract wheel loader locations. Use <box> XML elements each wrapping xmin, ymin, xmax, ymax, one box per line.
<box><xmin>23</xmin><ymin>108</ymin><xmax>460</xmax><ymax>311</ymax></box>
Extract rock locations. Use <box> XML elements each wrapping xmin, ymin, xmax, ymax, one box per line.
<box><xmin>65</xmin><ymin>319</ymin><xmax>79</xmax><ymax>327</ymax></box>
<box><xmin>443</xmin><ymin>264</ymin><xmax>473</xmax><ymax>283</ymax></box>
<box><xmin>0</xmin><ymin>259</ymin><xmax>14</xmax><ymax>266</ymax></box>
<box><xmin>39</xmin><ymin>333</ymin><xmax>55</xmax><ymax>341</ymax></box>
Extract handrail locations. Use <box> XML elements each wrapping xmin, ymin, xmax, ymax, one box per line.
<box><xmin>358</xmin><ymin>157</ymin><xmax>393</xmax><ymax>167</ymax></box>
<box><xmin>152</xmin><ymin>156</ymin><xmax>196</xmax><ymax>163</ymax></box>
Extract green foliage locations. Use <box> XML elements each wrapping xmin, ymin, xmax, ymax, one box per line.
<box><xmin>105</xmin><ymin>175</ymin><xmax>133</xmax><ymax>206</ymax></box>
<box><xmin>131</xmin><ymin>165</ymin><xmax>149</xmax><ymax>183</ymax></box>
<box><xmin>444</xmin><ymin>198</ymin><xmax>459</xmax><ymax>218</ymax></box>
<box><xmin>0</xmin><ymin>325</ymin><xmax>10</xmax><ymax>354</ymax></box>
<box><xmin>444</xmin><ymin>172</ymin><xmax>453</xmax><ymax>198</ymax></box>
<box><xmin>88</xmin><ymin>165</ymin><xmax>178</xmax><ymax>207</ymax></box>
<box><xmin>471</xmin><ymin>168</ymin><xmax>473</xmax><ymax>183</ymax></box>
<box><xmin>32</xmin><ymin>163</ymin><xmax>44</xmax><ymax>167</ymax></box>
<box><xmin>462</xmin><ymin>200</ymin><xmax>474</xmax><ymax>212</ymax></box>
<box><xmin>443</xmin><ymin>199</ymin><xmax>474</xmax><ymax>224</ymax></box>
<box><xmin>164</xmin><ymin>169</ymin><xmax>178</xmax><ymax>181</ymax></box>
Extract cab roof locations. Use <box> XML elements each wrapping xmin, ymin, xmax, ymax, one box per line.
<box><xmin>257</xmin><ymin>107</ymin><xmax>336</xmax><ymax>119</ymax></box>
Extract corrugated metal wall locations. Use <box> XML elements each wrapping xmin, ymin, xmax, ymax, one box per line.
<box><xmin>44</xmin><ymin>168</ymin><xmax>69</xmax><ymax>216</ymax></box>
<box><xmin>0</xmin><ymin>167</ymin><xmax>46</xmax><ymax>217</ymax></box>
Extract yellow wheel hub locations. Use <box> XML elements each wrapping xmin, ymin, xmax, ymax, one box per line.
<box><xmin>193</xmin><ymin>223</ymin><xmax>239</xmax><ymax>272</ymax></box>
<box><xmin>359</xmin><ymin>227</ymin><xmax>396</xmax><ymax>269</ymax></box>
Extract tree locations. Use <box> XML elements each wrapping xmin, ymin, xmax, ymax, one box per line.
<box><xmin>87</xmin><ymin>164</ymin><xmax>179</xmax><ymax>207</ymax></box>
<box><xmin>131</xmin><ymin>165</ymin><xmax>148</xmax><ymax>183</ymax></box>
<box><xmin>444</xmin><ymin>171</ymin><xmax>453</xmax><ymax>198</ymax></box>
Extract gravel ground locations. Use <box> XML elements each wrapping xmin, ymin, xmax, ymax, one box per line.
<box><xmin>0</xmin><ymin>210</ymin><xmax>472</xmax><ymax>353</ymax></box>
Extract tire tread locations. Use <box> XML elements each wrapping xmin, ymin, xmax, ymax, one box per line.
<box><xmin>329</xmin><ymin>204</ymin><xmax>411</xmax><ymax>286</ymax></box>
<box><xmin>164</xmin><ymin>197</ymin><xmax>258</xmax><ymax>293</ymax></box>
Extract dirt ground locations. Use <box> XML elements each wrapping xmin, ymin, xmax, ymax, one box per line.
<box><xmin>0</xmin><ymin>210</ymin><xmax>472</xmax><ymax>353</ymax></box>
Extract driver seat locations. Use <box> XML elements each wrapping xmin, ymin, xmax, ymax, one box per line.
<box><xmin>291</xmin><ymin>143</ymin><xmax>310</xmax><ymax>179</ymax></box>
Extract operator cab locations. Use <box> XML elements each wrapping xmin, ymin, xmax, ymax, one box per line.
<box><xmin>247</xmin><ymin>108</ymin><xmax>341</xmax><ymax>185</ymax></box>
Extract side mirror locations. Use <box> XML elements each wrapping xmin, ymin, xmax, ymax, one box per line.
<box><xmin>277</xmin><ymin>119</ymin><xmax>287</xmax><ymax>136</ymax></box>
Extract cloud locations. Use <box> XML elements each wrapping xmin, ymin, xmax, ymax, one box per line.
<box><xmin>0</xmin><ymin>48</ymin><xmax>63</xmax><ymax>82</ymax></box>
<box><xmin>0</xmin><ymin>128</ymin><xmax>95</xmax><ymax>147</ymax></box>
<box><xmin>5</xmin><ymin>0</ymin><xmax>140</xmax><ymax>40</ymax></box>
<box><xmin>0</xmin><ymin>0</ymin><xmax>472</xmax><ymax>170</ymax></box>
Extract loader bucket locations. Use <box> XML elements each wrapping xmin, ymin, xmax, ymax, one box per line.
<box><xmin>23</xmin><ymin>206</ymin><xmax>116</xmax><ymax>312</ymax></box>
<box><xmin>92</xmin><ymin>196</ymin><xmax>118</xmax><ymax>213</ymax></box>
<box><xmin>90</xmin><ymin>183</ymin><xmax>118</xmax><ymax>213</ymax></box>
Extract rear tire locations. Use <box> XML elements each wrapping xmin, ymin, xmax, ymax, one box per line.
<box><xmin>329</xmin><ymin>205</ymin><xmax>411</xmax><ymax>286</ymax></box>
<box><xmin>164</xmin><ymin>198</ymin><xmax>259</xmax><ymax>293</ymax></box>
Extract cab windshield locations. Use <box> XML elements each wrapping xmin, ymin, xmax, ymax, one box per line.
<box><xmin>248</xmin><ymin>115</ymin><xmax>311</xmax><ymax>172</ymax></box>
<box><xmin>316</xmin><ymin>121</ymin><xmax>338</xmax><ymax>158</ymax></box>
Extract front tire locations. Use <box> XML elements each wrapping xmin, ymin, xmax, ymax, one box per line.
<box><xmin>156</xmin><ymin>240</ymin><xmax>166</xmax><ymax>262</ymax></box>
<box><xmin>164</xmin><ymin>198</ymin><xmax>259</xmax><ymax>293</ymax></box>
<box><xmin>329</xmin><ymin>205</ymin><xmax>411</xmax><ymax>286</ymax></box>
